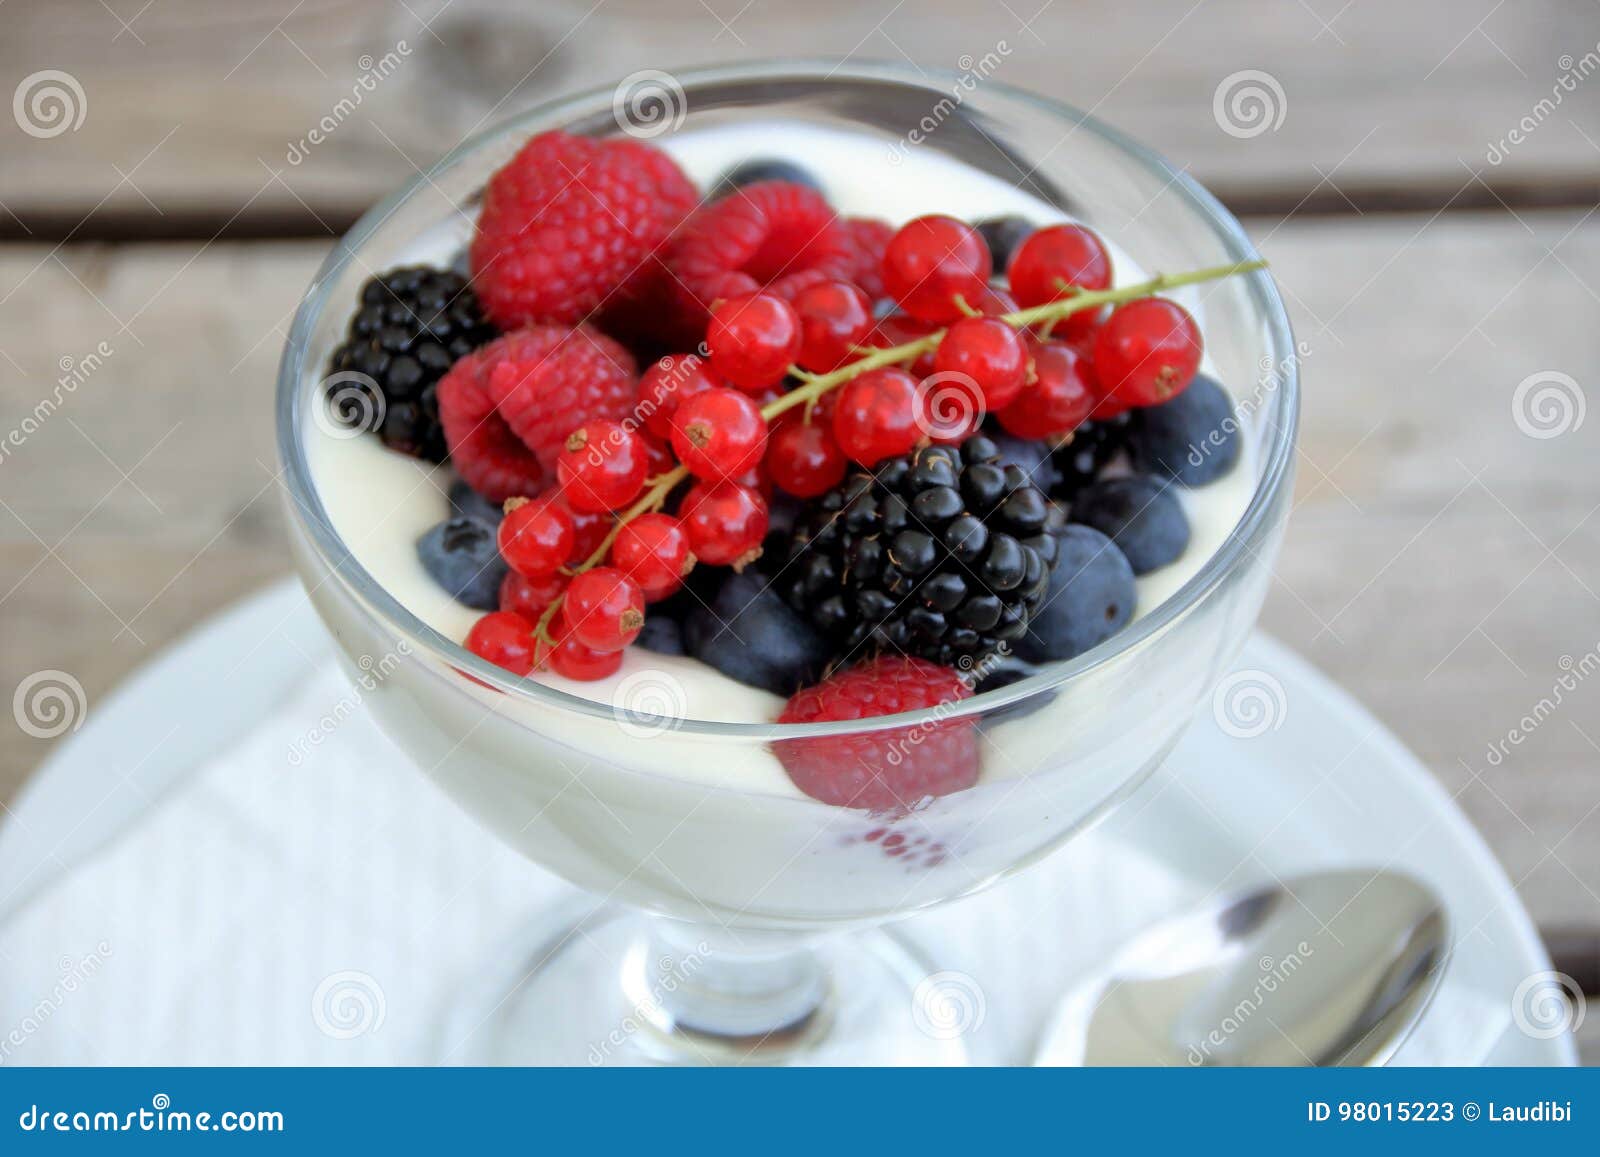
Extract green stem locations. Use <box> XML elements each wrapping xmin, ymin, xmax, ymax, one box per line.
<box><xmin>530</xmin><ymin>257</ymin><xmax>1266</xmax><ymax>649</ymax></box>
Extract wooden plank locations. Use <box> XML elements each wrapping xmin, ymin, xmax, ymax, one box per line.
<box><xmin>2</xmin><ymin>0</ymin><xmax>1597</xmax><ymax>236</ymax></box>
<box><xmin>1</xmin><ymin>210</ymin><xmax>1598</xmax><ymax>937</ymax></box>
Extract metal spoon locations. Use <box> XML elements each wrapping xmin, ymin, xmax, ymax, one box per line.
<box><xmin>1035</xmin><ymin>869</ymin><xmax>1449</xmax><ymax>1066</ymax></box>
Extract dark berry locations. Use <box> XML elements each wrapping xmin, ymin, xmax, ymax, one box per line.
<box><xmin>1127</xmin><ymin>373</ymin><xmax>1241</xmax><ymax>485</ymax></box>
<box><xmin>714</xmin><ymin>158</ymin><xmax>822</xmax><ymax>197</ymax></box>
<box><xmin>1049</xmin><ymin>414</ymin><xmax>1132</xmax><ymax>501</ymax></box>
<box><xmin>684</xmin><ymin>571</ymin><xmax>832</xmax><ymax>696</ymax></box>
<box><xmin>975</xmin><ymin>215</ymin><xmax>1035</xmax><ymax>271</ymax></box>
<box><xmin>416</xmin><ymin>516</ymin><xmax>507</xmax><ymax>610</ymax></box>
<box><xmin>983</xmin><ymin>427</ymin><xmax>1063</xmax><ymax>493</ymax></box>
<box><xmin>784</xmin><ymin>437</ymin><xmax>1052</xmax><ymax>667</ymax></box>
<box><xmin>327</xmin><ymin>265</ymin><xmax>495</xmax><ymax>461</ymax></box>
<box><xmin>635</xmin><ymin>615</ymin><xmax>685</xmax><ymax>656</ymax></box>
<box><xmin>1071</xmin><ymin>475</ymin><xmax>1190</xmax><ymax>574</ymax></box>
<box><xmin>449</xmin><ymin>478</ymin><xmax>504</xmax><ymax>526</ymax></box>
<box><xmin>1015</xmin><ymin>525</ymin><xmax>1136</xmax><ymax>662</ymax></box>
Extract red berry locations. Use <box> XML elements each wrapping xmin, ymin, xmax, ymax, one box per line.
<box><xmin>881</xmin><ymin>215</ymin><xmax>991</xmax><ymax>324</ymax></box>
<box><xmin>968</xmin><ymin>284</ymin><xmax>1020</xmax><ymax>317</ymax></box>
<box><xmin>679</xmin><ymin>481</ymin><xmax>768</xmax><ymax>567</ymax></box>
<box><xmin>995</xmin><ymin>341</ymin><xmax>1096</xmax><ymax>439</ymax></box>
<box><xmin>932</xmin><ymin>316</ymin><xmax>1031</xmax><ymax>412</ymax></box>
<box><xmin>537</xmin><ymin>627</ymin><xmax>626</xmax><ymax>681</ymax></box>
<box><xmin>1093</xmin><ymin>297</ymin><xmax>1203</xmax><ymax>407</ymax></box>
<box><xmin>639</xmin><ymin>354</ymin><xmax>721</xmax><ymax>440</ymax></box>
<box><xmin>565</xmin><ymin>503</ymin><xmax>612</xmax><ymax>562</ymax></box>
<box><xmin>499</xmin><ymin>570</ymin><xmax>568</xmax><ymax>619</ymax></box>
<box><xmin>1007</xmin><ymin>223</ymin><xmax>1112</xmax><ymax>305</ymax></box>
<box><xmin>766</xmin><ymin>415</ymin><xmax>848</xmax><ymax>498</ymax></box>
<box><xmin>706</xmin><ymin>293</ymin><xmax>802</xmax><ymax>391</ymax></box>
<box><xmin>640</xmin><ymin>433</ymin><xmax>676</xmax><ymax>478</ymax></box>
<box><xmin>497</xmin><ymin>496</ymin><xmax>575</xmax><ymax>578</ymax></box>
<box><xmin>465</xmin><ymin>611</ymin><xmax>537</xmax><ymax>676</ymax></box>
<box><xmin>831</xmin><ymin>367</ymin><xmax>924</xmax><ymax>467</ymax></box>
<box><xmin>556</xmin><ymin>420</ymin><xmax>648</xmax><ymax>513</ymax></box>
<box><xmin>561</xmin><ymin>567</ymin><xmax>645</xmax><ymax>653</ymax></box>
<box><xmin>861</xmin><ymin>313</ymin><xmax>939</xmax><ymax>376</ymax></box>
<box><xmin>612</xmin><ymin>513</ymin><xmax>694</xmax><ymax>601</ymax></box>
<box><xmin>670</xmin><ymin>387</ymin><xmax>769</xmax><ymax>482</ymax></box>
<box><xmin>775</xmin><ymin>657</ymin><xmax>977</xmax><ymax>810</ymax></box>
<box><xmin>792</xmin><ymin>280</ymin><xmax>874</xmax><ymax>371</ymax></box>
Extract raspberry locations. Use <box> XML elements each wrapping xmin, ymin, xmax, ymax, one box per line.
<box><xmin>439</xmin><ymin>325</ymin><xmax>638</xmax><ymax>503</ymax></box>
<box><xmin>662</xmin><ymin>181</ymin><xmax>856</xmax><ymax>336</ymax></box>
<box><xmin>842</xmin><ymin>217</ymin><xmax>894</xmax><ymax>300</ymax></box>
<box><xmin>470</xmin><ymin>131</ymin><xmax>699</xmax><ymax>329</ymax></box>
<box><xmin>775</xmin><ymin>657</ymin><xmax>978</xmax><ymax>810</ymax></box>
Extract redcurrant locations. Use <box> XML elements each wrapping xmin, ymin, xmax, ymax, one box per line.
<box><xmin>639</xmin><ymin>354</ymin><xmax>721</xmax><ymax>440</ymax></box>
<box><xmin>792</xmin><ymin>280</ymin><xmax>874</xmax><ymax>371</ymax></box>
<box><xmin>707</xmin><ymin>293</ymin><xmax>802</xmax><ymax>391</ymax></box>
<box><xmin>679</xmin><ymin>481</ymin><xmax>769</xmax><ymax>568</ymax></box>
<box><xmin>537</xmin><ymin>628</ymin><xmax>625</xmax><ymax>681</ymax></box>
<box><xmin>831</xmin><ymin>367</ymin><xmax>924</xmax><ymax>467</ymax></box>
<box><xmin>465</xmin><ymin>611</ymin><xmax>536</xmax><ymax>676</ymax></box>
<box><xmin>669</xmin><ymin>387</ymin><xmax>769</xmax><ymax>482</ymax></box>
<box><xmin>1093</xmin><ymin>297</ymin><xmax>1202</xmax><ymax>407</ymax></box>
<box><xmin>612</xmin><ymin>513</ymin><xmax>695</xmax><ymax>602</ymax></box>
<box><xmin>499</xmin><ymin>570</ymin><xmax>568</xmax><ymax>619</ymax></box>
<box><xmin>881</xmin><ymin>215</ymin><xmax>991</xmax><ymax>324</ymax></box>
<box><xmin>497</xmin><ymin>496</ymin><xmax>574</xmax><ymax>578</ymax></box>
<box><xmin>561</xmin><ymin>567</ymin><xmax>646</xmax><ymax>653</ymax></box>
<box><xmin>861</xmin><ymin>313</ymin><xmax>939</xmax><ymax>376</ymax></box>
<box><xmin>1007</xmin><ymin>224</ymin><xmax>1113</xmax><ymax>325</ymax></box>
<box><xmin>932</xmin><ymin>316</ymin><xmax>1031</xmax><ymax>412</ymax></box>
<box><xmin>556</xmin><ymin>420</ymin><xmax>648</xmax><ymax>513</ymax></box>
<box><xmin>995</xmin><ymin>341</ymin><xmax>1096</xmax><ymax>439</ymax></box>
<box><xmin>766</xmin><ymin>414</ymin><xmax>848</xmax><ymax>498</ymax></box>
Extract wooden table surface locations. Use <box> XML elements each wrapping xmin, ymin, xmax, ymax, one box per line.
<box><xmin>2</xmin><ymin>0</ymin><xmax>1598</xmax><ymax>1060</ymax></box>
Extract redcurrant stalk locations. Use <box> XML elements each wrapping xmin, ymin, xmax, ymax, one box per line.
<box><xmin>527</xmin><ymin>257</ymin><xmax>1265</xmax><ymax>646</ymax></box>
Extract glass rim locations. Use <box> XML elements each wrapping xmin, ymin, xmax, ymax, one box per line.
<box><xmin>275</xmin><ymin>57</ymin><xmax>1299</xmax><ymax>742</ymax></box>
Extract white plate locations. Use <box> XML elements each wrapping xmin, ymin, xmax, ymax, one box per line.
<box><xmin>0</xmin><ymin>579</ymin><xmax>1574</xmax><ymax>1066</ymax></box>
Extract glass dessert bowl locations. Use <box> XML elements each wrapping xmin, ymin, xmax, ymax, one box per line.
<box><xmin>276</xmin><ymin>61</ymin><xmax>1297</xmax><ymax>1065</ymax></box>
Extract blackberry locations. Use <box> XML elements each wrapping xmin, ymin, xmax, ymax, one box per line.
<box><xmin>326</xmin><ymin>265</ymin><xmax>495</xmax><ymax>461</ymax></box>
<box><xmin>1049</xmin><ymin>412</ymin><xmax>1132</xmax><ymax>501</ymax></box>
<box><xmin>784</xmin><ymin>436</ymin><xmax>1056</xmax><ymax>668</ymax></box>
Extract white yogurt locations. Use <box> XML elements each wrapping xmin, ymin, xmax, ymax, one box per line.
<box><xmin>293</xmin><ymin>121</ymin><xmax>1267</xmax><ymax>922</ymax></box>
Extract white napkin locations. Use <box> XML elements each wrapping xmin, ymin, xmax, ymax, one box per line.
<box><xmin>0</xmin><ymin>664</ymin><xmax>1505</xmax><ymax>1066</ymax></box>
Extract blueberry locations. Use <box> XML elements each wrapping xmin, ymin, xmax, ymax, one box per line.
<box><xmin>449</xmin><ymin>478</ymin><xmax>504</xmax><ymax>526</ymax></box>
<box><xmin>416</xmin><ymin>516</ymin><xmax>506</xmax><ymax>610</ymax></box>
<box><xmin>714</xmin><ymin>159</ymin><xmax>822</xmax><ymax>198</ymax></box>
<box><xmin>635</xmin><ymin>616</ymin><xmax>685</xmax><ymax>656</ymax></box>
<box><xmin>975</xmin><ymin>215</ymin><xmax>1035</xmax><ymax>270</ymax></box>
<box><xmin>1071</xmin><ymin>475</ymin><xmax>1190</xmax><ymax>575</ymax></box>
<box><xmin>973</xmin><ymin>655</ymin><xmax>1057</xmax><ymax>727</ymax></box>
<box><xmin>1127</xmin><ymin>374</ymin><xmax>1241</xmax><ymax>485</ymax></box>
<box><xmin>683</xmin><ymin>571</ymin><xmax>832</xmax><ymax>695</ymax></box>
<box><xmin>1015</xmin><ymin>525</ymin><xmax>1137</xmax><ymax>663</ymax></box>
<box><xmin>984</xmin><ymin>426</ymin><xmax>1063</xmax><ymax>493</ymax></box>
